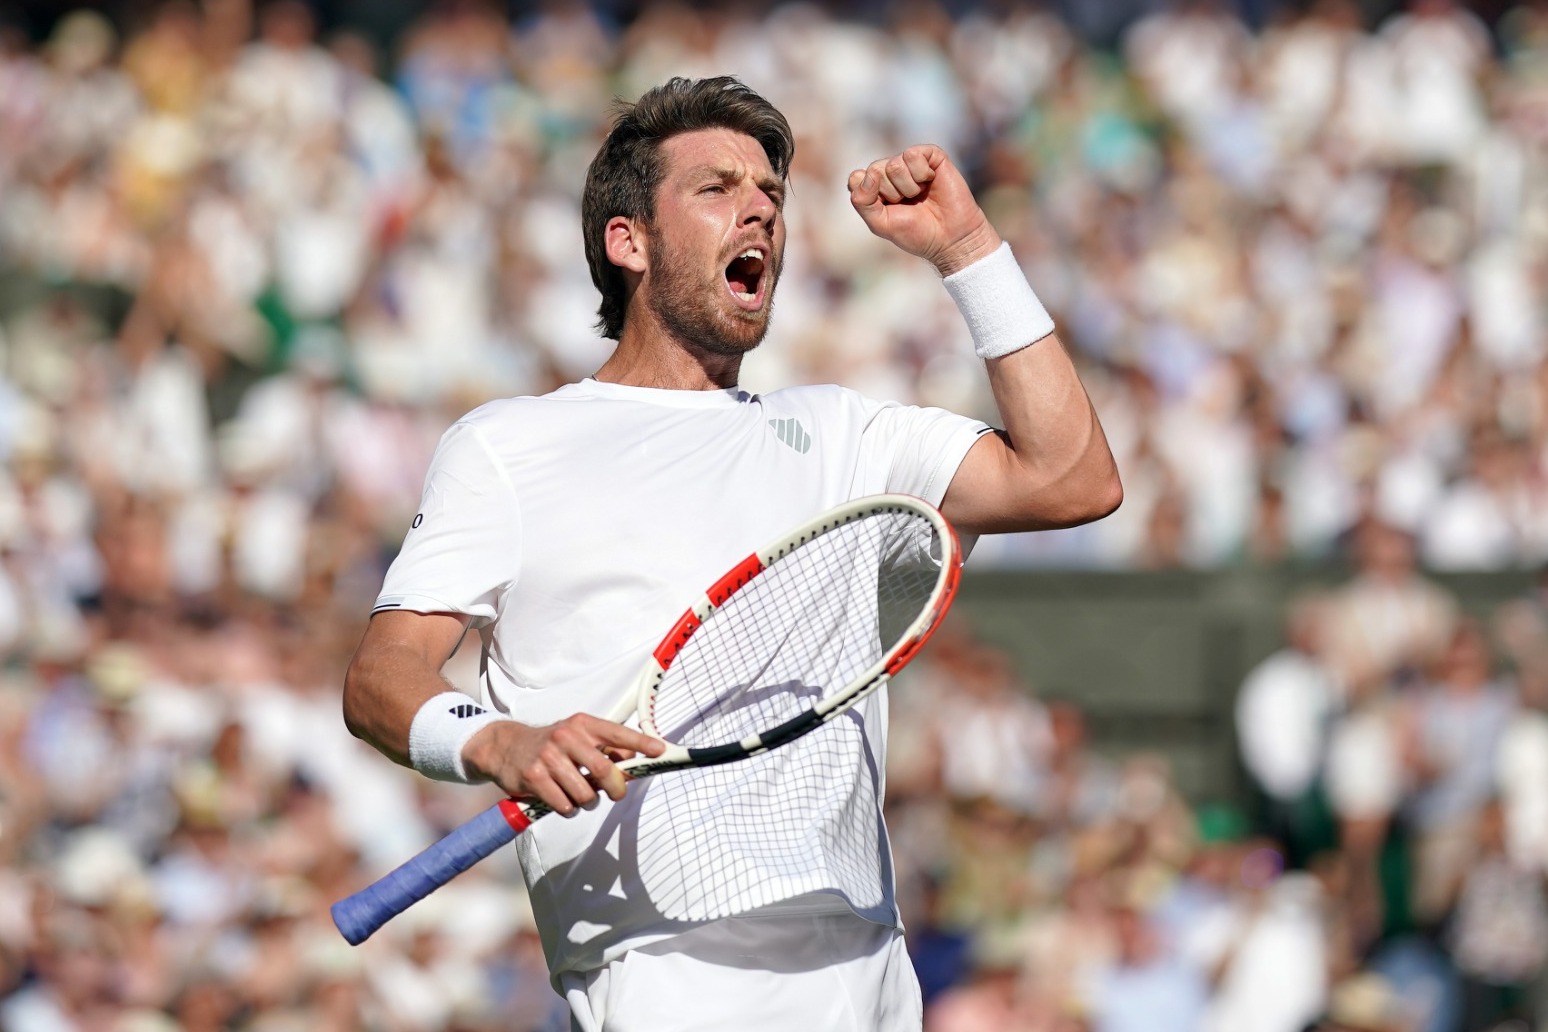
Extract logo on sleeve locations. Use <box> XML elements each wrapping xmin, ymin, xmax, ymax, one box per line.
<box><xmin>768</xmin><ymin>418</ymin><xmax>812</xmax><ymax>454</ymax></box>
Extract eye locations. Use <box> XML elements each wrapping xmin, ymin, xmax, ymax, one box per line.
<box><xmin>700</xmin><ymin>184</ymin><xmax>727</xmax><ymax>195</ymax></box>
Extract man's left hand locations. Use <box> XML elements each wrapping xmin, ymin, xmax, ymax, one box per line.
<box><xmin>848</xmin><ymin>145</ymin><xmax>1002</xmax><ymax>277</ymax></box>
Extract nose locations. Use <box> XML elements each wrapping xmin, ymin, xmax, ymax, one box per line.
<box><xmin>740</xmin><ymin>182</ymin><xmax>776</xmax><ymax>228</ymax></box>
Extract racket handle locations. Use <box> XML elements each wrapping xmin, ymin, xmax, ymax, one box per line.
<box><xmin>331</xmin><ymin>799</ymin><xmax>537</xmax><ymax>945</ymax></box>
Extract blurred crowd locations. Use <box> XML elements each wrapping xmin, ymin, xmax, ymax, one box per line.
<box><xmin>1</xmin><ymin>0</ymin><xmax>1547</xmax><ymax>1029</ymax></box>
<box><xmin>2</xmin><ymin>0</ymin><xmax>1548</xmax><ymax>573</ymax></box>
<box><xmin>887</xmin><ymin>517</ymin><xmax>1548</xmax><ymax>1032</ymax></box>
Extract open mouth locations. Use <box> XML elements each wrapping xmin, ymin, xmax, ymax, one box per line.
<box><xmin>725</xmin><ymin>248</ymin><xmax>767</xmax><ymax>307</ymax></box>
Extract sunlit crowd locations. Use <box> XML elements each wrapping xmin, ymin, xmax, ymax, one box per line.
<box><xmin>1</xmin><ymin>0</ymin><xmax>1547</xmax><ymax>1028</ymax></box>
<box><xmin>889</xmin><ymin>517</ymin><xmax>1548</xmax><ymax>1032</ymax></box>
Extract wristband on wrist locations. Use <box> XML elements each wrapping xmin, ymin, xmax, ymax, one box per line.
<box><xmin>408</xmin><ymin>691</ymin><xmax>513</xmax><ymax>783</ymax></box>
<box><xmin>941</xmin><ymin>242</ymin><xmax>1056</xmax><ymax>360</ymax></box>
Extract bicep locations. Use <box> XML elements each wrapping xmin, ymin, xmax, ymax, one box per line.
<box><xmin>938</xmin><ymin>430</ymin><xmax>1030</xmax><ymax>534</ymax></box>
<box><xmin>941</xmin><ymin>420</ymin><xmax>1122</xmax><ymax>535</ymax></box>
<box><xmin>357</xmin><ymin>609</ymin><xmax>472</xmax><ymax>671</ymax></box>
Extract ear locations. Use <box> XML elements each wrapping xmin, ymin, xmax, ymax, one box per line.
<box><xmin>604</xmin><ymin>215</ymin><xmax>648</xmax><ymax>275</ymax></box>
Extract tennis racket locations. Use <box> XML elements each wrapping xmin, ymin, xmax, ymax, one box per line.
<box><xmin>331</xmin><ymin>493</ymin><xmax>961</xmax><ymax>945</ymax></box>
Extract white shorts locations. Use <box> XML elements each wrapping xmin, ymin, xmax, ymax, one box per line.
<box><xmin>558</xmin><ymin>910</ymin><xmax>922</xmax><ymax>1032</ymax></box>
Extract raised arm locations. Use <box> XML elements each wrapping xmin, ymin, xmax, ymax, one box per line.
<box><xmin>848</xmin><ymin>145</ymin><xmax>1122</xmax><ymax>535</ymax></box>
<box><xmin>343</xmin><ymin>609</ymin><xmax>663</xmax><ymax>816</ymax></box>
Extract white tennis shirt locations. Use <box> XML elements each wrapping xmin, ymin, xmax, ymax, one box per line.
<box><xmin>376</xmin><ymin>377</ymin><xmax>988</xmax><ymax>975</ymax></box>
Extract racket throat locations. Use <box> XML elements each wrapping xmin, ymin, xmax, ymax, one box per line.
<box><xmin>687</xmin><ymin>705</ymin><xmax>829</xmax><ymax>767</ymax></box>
<box><xmin>748</xmin><ymin>707</ymin><xmax>827</xmax><ymax>753</ymax></box>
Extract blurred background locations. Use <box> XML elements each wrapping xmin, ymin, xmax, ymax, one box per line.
<box><xmin>2</xmin><ymin>0</ymin><xmax>1548</xmax><ymax>1029</ymax></box>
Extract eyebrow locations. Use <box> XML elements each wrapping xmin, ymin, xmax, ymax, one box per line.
<box><xmin>697</xmin><ymin>165</ymin><xmax>786</xmax><ymax>205</ymax></box>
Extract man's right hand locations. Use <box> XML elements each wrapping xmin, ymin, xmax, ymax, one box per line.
<box><xmin>461</xmin><ymin>716</ymin><xmax>666</xmax><ymax>816</ymax></box>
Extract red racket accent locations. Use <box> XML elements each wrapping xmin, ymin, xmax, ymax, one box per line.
<box><xmin>652</xmin><ymin>610</ymin><xmax>702</xmax><ymax>667</ymax></box>
<box><xmin>884</xmin><ymin>550</ymin><xmax>961</xmax><ymax>675</ymax></box>
<box><xmin>706</xmin><ymin>553</ymin><xmax>764</xmax><ymax>606</ymax></box>
<box><xmin>497</xmin><ymin>799</ymin><xmax>533</xmax><ymax>833</ymax></box>
<box><xmin>652</xmin><ymin>554</ymin><xmax>765</xmax><ymax>668</ymax></box>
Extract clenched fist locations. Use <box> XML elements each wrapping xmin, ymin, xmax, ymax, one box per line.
<box><xmin>848</xmin><ymin>145</ymin><xmax>1002</xmax><ymax>277</ymax></box>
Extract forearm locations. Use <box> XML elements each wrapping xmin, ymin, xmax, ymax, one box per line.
<box><xmin>341</xmin><ymin>610</ymin><xmax>664</xmax><ymax>810</ymax></box>
<box><xmin>939</xmin><ymin>246</ymin><xmax>1121</xmax><ymax>533</ymax></box>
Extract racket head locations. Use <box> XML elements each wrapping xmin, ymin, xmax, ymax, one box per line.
<box><xmin>624</xmin><ymin>493</ymin><xmax>960</xmax><ymax>769</ymax></box>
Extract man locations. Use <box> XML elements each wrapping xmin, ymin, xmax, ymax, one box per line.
<box><xmin>343</xmin><ymin>76</ymin><xmax>1120</xmax><ymax>1030</ymax></box>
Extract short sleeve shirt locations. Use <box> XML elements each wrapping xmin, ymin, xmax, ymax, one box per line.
<box><xmin>377</xmin><ymin>378</ymin><xmax>989</xmax><ymax>974</ymax></box>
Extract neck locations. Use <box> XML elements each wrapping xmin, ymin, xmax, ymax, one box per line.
<box><xmin>593</xmin><ymin>307</ymin><xmax>744</xmax><ymax>391</ymax></box>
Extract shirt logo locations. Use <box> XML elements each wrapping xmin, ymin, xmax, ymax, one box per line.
<box><xmin>768</xmin><ymin>418</ymin><xmax>812</xmax><ymax>454</ymax></box>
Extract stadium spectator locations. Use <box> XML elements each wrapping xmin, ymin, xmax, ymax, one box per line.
<box><xmin>1402</xmin><ymin>620</ymin><xmax>1518</xmax><ymax>926</ymax></box>
<box><xmin>1234</xmin><ymin>589</ymin><xmax>1340</xmax><ymax>862</ymax></box>
<box><xmin>1083</xmin><ymin>905</ymin><xmax>1210</xmax><ymax>1032</ymax></box>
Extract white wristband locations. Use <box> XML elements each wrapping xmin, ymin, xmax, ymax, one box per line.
<box><xmin>408</xmin><ymin>691</ymin><xmax>512</xmax><ymax>783</ymax></box>
<box><xmin>941</xmin><ymin>242</ymin><xmax>1055</xmax><ymax>360</ymax></box>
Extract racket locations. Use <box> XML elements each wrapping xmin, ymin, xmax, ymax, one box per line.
<box><xmin>331</xmin><ymin>493</ymin><xmax>961</xmax><ymax>945</ymax></box>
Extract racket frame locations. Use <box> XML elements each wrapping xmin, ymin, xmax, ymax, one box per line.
<box><xmin>503</xmin><ymin>494</ymin><xmax>958</xmax><ymax>817</ymax></box>
<box><xmin>623</xmin><ymin>492</ymin><xmax>960</xmax><ymax>774</ymax></box>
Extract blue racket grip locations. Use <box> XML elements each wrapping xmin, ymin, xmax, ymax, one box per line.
<box><xmin>331</xmin><ymin>799</ymin><xmax>538</xmax><ymax>945</ymax></box>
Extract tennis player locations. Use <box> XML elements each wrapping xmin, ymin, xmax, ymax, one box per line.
<box><xmin>343</xmin><ymin>76</ymin><xmax>1120</xmax><ymax>1030</ymax></box>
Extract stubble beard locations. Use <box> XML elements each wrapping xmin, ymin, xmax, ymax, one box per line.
<box><xmin>645</xmin><ymin>233</ymin><xmax>777</xmax><ymax>359</ymax></box>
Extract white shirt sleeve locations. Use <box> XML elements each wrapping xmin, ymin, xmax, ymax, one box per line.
<box><xmin>1325</xmin><ymin>708</ymin><xmax>1403</xmax><ymax>821</ymax></box>
<box><xmin>1234</xmin><ymin>652</ymin><xmax>1331</xmax><ymax>801</ymax></box>
<box><xmin>856</xmin><ymin>398</ymin><xmax>992</xmax><ymax>505</ymax></box>
<box><xmin>374</xmin><ymin>421</ymin><xmax>520</xmax><ymax>624</ymax></box>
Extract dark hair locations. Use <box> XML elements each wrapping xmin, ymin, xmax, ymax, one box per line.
<box><xmin>581</xmin><ymin>76</ymin><xmax>795</xmax><ymax>341</ymax></box>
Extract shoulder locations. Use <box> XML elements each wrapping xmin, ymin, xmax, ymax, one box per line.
<box><xmin>755</xmin><ymin>383</ymin><xmax>878</xmax><ymax>417</ymax></box>
<box><xmin>457</xmin><ymin>390</ymin><xmax>571</xmax><ymax>424</ymax></box>
<box><xmin>758</xmin><ymin>383</ymin><xmax>859</xmax><ymax>404</ymax></box>
<box><xmin>449</xmin><ymin>390</ymin><xmax>582</xmax><ymax>439</ymax></box>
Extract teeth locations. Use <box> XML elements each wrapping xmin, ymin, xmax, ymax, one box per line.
<box><xmin>734</xmin><ymin>290</ymin><xmax>755</xmax><ymax>301</ymax></box>
<box><xmin>738</xmin><ymin>248</ymin><xmax>764</xmax><ymax>261</ymax></box>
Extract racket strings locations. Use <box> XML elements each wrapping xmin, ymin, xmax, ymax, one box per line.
<box><xmin>636</xmin><ymin>508</ymin><xmax>943</xmax><ymax>921</ymax></box>
<box><xmin>651</xmin><ymin>512</ymin><xmax>933</xmax><ymax>748</ymax></box>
